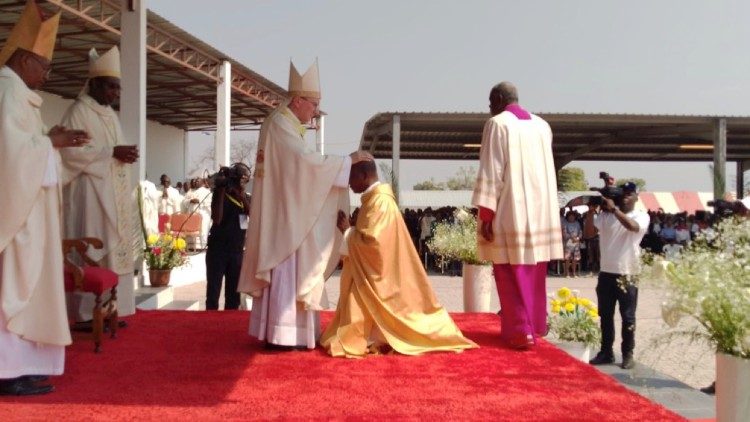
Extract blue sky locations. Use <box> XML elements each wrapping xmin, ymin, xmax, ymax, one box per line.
<box><xmin>150</xmin><ymin>0</ymin><xmax>750</xmax><ymax>192</ymax></box>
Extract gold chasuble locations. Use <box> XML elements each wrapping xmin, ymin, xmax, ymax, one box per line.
<box><xmin>321</xmin><ymin>184</ymin><xmax>477</xmax><ymax>357</ymax></box>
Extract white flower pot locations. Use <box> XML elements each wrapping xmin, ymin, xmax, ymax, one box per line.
<box><xmin>716</xmin><ymin>352</ymin><xmax>750</xmax><ymax>422</ymax></box>
<box><xmin>556</xmin><ymin>341</ymin><xmax>591</xmax><ymax>363</ymax></box>
<box><xmin>462</xmin><ymin>263</ymin><xmax>493</xmax><ymax>312</ymax></box>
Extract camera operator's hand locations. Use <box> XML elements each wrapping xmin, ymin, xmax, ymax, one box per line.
<box><xmin>49</xmin><ymin>125</ymin><xmax>90</xmax><ymax>148</ymax></box>
<box><xmin>337</xmin><ymin>210</ymin><xmax>351</xmax><ymax>233</ymax></box>
<box><xmin>600</xmin><ymin>197</ymin><xmax>616</xmax><ymax>212</ymax></box>
<box><xmin>480</xmin><ymin>220</ymin><xmax>494</xmax><ymax>242</ymax></box>
<box><xmin>113</xmin><ymin>145</ymin><xmax>139</xmax><ymax>163</ymax></box>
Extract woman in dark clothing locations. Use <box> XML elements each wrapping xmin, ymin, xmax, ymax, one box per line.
<box><xmin>205</xmin><ymin>163</ymin><xmax>251</xmax><ymax>310</ymax></box>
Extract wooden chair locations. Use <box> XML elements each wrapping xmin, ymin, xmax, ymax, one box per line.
<box><xmin>170</xmin><ymin>212</ymin><xmax>202</xmax><ymax>250</ymax></box>
<box><xmin>62</xmin><ymin>238</ymin><xmax>119</xmax><ymax>353</ymax></box>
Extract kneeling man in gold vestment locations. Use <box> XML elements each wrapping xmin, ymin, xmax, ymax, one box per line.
<box><xmin>320</xmin><ymin>161</ymin><xmax>477</xmax><ymax>357</ymax></box>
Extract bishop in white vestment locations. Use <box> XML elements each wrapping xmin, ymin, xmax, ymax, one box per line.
<box><xmin>60</xmin><ymin>46</ymin><xmax>140</xmax><ymax>320</ymax></box>
<box><xmin>238</xmin><ymin>60</ymin><xmax>372</xmax><ymax>349</ymax></box>
<box><xmin>0</xmin><ymin>0</ymin><xmax>88</xmax><ymax>395</ymax></box>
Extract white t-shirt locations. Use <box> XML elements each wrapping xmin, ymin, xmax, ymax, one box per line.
<box><xmin>593</xmin><ymin>209</ymin><xmax>649</xmax><ymax>275</ymax></box>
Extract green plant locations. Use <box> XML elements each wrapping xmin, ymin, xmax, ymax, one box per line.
<box><xmin>643</xmin><ymin>217</ymin><xmax>750</xmax><ymax>359</ymax></box>
<box><xmin>427</xmin><ymin>210</ymin><xmax>488</xmax><ymax>265</ymax></box>
<box><xmin>548</xmin><ymin>287</ymin><xmax>601</xmax><ymax>347</ymax></box>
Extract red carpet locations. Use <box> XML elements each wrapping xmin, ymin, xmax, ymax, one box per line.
<box><xmin>0</xmin><ymin>311</ymin><xmax>684</xmax><ymax>421</ymax></box>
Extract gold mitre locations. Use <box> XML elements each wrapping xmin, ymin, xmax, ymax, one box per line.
<box><xmin>88</xmin><ymin>46</ymin><xmax>121</xmax><ymax>79</ymax></box>
<box><xmin>0</xmin><ymin>0</ymin><xmax>61</xmax><ymax>66</ymax></box>
<box><xmin>288</xmin><ymin>59</ymin><xmax>320</xmax><ymax>99</ymax></box>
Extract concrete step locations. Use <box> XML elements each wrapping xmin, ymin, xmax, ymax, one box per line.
<box><xmin>160</xmin><ymin>299</ymin><xmax>201</xmax><ymax>311</ymax></box>
<box><xmin>135</xmin><ymin>286</ymin><xmax>174</xmax><ymax>310</ymax></box>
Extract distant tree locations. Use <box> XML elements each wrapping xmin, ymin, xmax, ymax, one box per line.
<box><xmin>413</xmin><ymin>178</ymin><xmax>446</xmax><ymax>190</ymax></box>
<box><xmin>378</xmin><ymin>161</ymin><xmax>395</xmax><ymax>185</ymax></box>
<box><xmin>557</xmin><ymin>167</ymin><xmax>588</xmax><ymax>191</ymax></box>
<box><xmin>189</xmin><ymin>138</ymin><xmax>257</xmax><ymax>177</ymax></box>
<box><xmin>617</xmin><ymin>177</ymin><xmax>647</xmax><ymax>192</ymax></box>
<box><xmin>446</xmin><ymin>166</ymin><xmax>478</xmax><ymax>190</ymax></box>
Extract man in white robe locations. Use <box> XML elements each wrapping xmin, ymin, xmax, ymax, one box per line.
<box><xmin>182</xmin><ymin>178</ymin><xmax>212</xmax><ymax>246</ymax></box>
<box><xmin>238</xmin><ymin>60</ymin><xmax>373</xmax><ymax>349</ymax></box>
<box><xmin>0</xmin><ymin>0</ymin><xmax>89</xmax><ymax>395</ymax></box>
<box><xmin>60</xmin><ymin>46</ymin><xmax>139</xmax><ymax>322</ymax></box>
<box><xmin>472</xmin><ymin>82</ymin><xmax>563</xmax><ymax>350</ymax></box>
<box><xmin>157</xmin><ymin>174</ymin><xmax>183</xmax><ymax>232</ymax></box>
<box><xmin>139</xmin><ymin>179</ymin><xmax>160</xmax><ymax>236</ymax></box>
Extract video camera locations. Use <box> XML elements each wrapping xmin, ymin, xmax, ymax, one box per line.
<box><xmin>706</xmin><ymin>199</ymin><xmax>744</xmax><ymax>219</ymax></box>
<box><xmin>588</xmin><ymin>171</ymin><xmax>623</xmax><ymax>206</ymax></box>
<box><xmin>207</xmin><ymin>163</ymin><xmax>250</xmax><ymax>190</ymax></box>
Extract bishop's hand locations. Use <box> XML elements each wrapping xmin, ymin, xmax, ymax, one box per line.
<box><xmin>49</xmin><ymin>126</ymin><xmax>90</xmax><ymax>148</ymax></box>
<box><xmin>337</xmin><ymin>210</ymin><xmax>351</xmax><ymax>233</ymax></box>
<box><xmin>113</xmin><ymin>145</ymin><xmax>139</xmax><ymax>163</ymax></box>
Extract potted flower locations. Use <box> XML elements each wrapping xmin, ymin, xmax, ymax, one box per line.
<box><xmin>643</xmin><ymin>217</ymin><xmax>749</xmax><ymax>421</ymax></box>
<box><xmin>548</xmin><ymin>287</ymin><xmax>601</xmax><ymax>362</ymax></box>
<box><xmin>143</xmin><ymin>233</ymin><xmax>188</xmax><ymax>286</ymax></box>
<box><xmin>428</xmin><ymin>209</ymin><xmax>493</xmax><ymax>312</ymax></box>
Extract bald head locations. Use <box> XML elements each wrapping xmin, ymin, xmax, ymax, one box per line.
<box><xmin>489</xmin><ymin>81</ymin><xmax>519</xmax><ymax>116</ymax></box>
<box><xmin>349</xmin><ymin>160</ymin><xmax>378</xmax><ymax>193</ymax></box>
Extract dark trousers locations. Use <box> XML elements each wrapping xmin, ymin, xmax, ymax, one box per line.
<box><xmin>596</xmin><ymin>271</ymin><xmax>638</xmax><ymax>357</ymax></box>
<box><xmin>205</xmin><ymin>248</ymin><xmax>242</xmax><ymax>310</ymax></box>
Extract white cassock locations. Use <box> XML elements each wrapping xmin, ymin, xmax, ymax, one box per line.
<box><xmin>158</xmin><ymin>186</ymin><xmax>182</xmax><ymax>216</ymax></box>
<box><xmin>0</xmin><ymin>66</ymin><xmax>70</xmax><ymax>378</ymax></box>
<box><xmin>239</xmin><ymin>103</ymin><xmax>349</xmax><ymax>349</ymax></box>
<box><xmin>139</xmin><ymin>180</ymin><xmax>160</xmax><ymax>236</ymax></box>
<box><xmin>60</xmin><ymin>94</ymin><xmax>138</xmax><ymax>319</ymax></box>
<box><xmin>182</xmin><ymin>186</ymin><xmax>212</xmax><ymax>244</ymax></box>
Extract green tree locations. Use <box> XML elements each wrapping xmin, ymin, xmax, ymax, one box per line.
<box><xmin>557</xmin><ymin>167</ymin><xmax>588</xmax><ymax>191</ymax></box>
<box><xmin>446</xmin><ymin>166</ymin><xmax>477</xmax><ymax>190</ymax></box>
<box><xmin>413</xmin><ymin>178</ymin><xmax>446</xmax><ymax>190</ymax></box>
<box><xmin>617</xmin><ymin>177</ymin><xmax>647</xmax><ymax>192</ymax></box>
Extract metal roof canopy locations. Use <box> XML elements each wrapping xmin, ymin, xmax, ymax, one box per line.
<box><xmin>0</xmin><ymin>0</ymin><xmax>288</xmax><ymax>130</ymax></box>
<box><xmin>360</xmin><ymin>112</ymin><xmax>750</xmax><ymax>199</ymax></box>
<box><xmin>360</xmin><ymin>112</ymin><xmax>750</xmax><ymax>164</ymax></box>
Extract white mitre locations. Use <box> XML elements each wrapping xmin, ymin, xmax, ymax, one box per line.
<box><xmin>288</xmin><ymin>59</ymin><xmax>320</xmax><ymax>99</ymax></box>
<box><xmin>88</xmin><ymin>46</ymin><xmax>121</xmax><ymax>79</ymax></box>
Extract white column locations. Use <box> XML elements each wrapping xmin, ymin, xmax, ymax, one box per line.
<box><xmin>215</xmin><ymin>60</ymin><xmax>231</xmax><ymax>167</ymax></box>
<box><xmin>119</xmin><ymin>0</ymin><xmax>147</xmax><ymax>316</ymax></box>
<box><xmin>392</xmin><ymin>115</ymin><xmax>400</xmax><ymax>205</ymax></box>
<box><xmin>315</xmin><ymin>115</ymin><xmax>325</xmax><ymax>155</ymax></box>
<box><xmin>713</xmin><ymin>118</ymin><xmax>727</xmax><ymax>200</ymax></box>
<box><xmin>183</xmin><ymin>130</ymin><xmax>190</xmax><ymax>178</ymax></box>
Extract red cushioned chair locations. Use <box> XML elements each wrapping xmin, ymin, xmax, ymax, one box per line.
<box><xmin>63</xmin><ymin>238</ymin><xmax>119</xmax><ymax>353</ymax></box>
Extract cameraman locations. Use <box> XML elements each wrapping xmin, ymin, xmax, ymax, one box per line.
<box><xmin>587</xmin><ymin>182</ymin><xmax>649</xmax><ymax>370</ymax></box>
<box><xmin>205</xmin><ymin>163</ymin><xmax>252</xmax><ymax>310</ymax></box>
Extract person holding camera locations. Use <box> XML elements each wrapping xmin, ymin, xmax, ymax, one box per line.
<box><xmin>205</xmin><ymin>163</ymin><xmax>251</xmax><ymax>310</ymax></box>
<box><xmin>587</xmin><ymin>182</ymin><xmax>649</xmax><ymax>369</ymax></box>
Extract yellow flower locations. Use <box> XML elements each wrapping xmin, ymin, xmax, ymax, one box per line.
<box><xmin>174</xmin><ymin>238</ymin><xmax>187</xmax><ymax>251</ymax></box>
<box><xmin>557</xmin><ymin>287</ymin><xmax>571</xmax><ymax>299</ymax></box>
<box><xmin>552</xmin><ymin>305</ymin><xmax>561</xmax><ymax>314</ymax></box>
<box><xmin>588</xmin><ymin>309</ymin><xmax>598</xmax><ymax>318</ymax></box>
<box><xmin>579</xmin><ymin>298</ymin><xmax>592</xmax><ymax>308</ymax></box>
<box><xmin>564</xmin><ymin>303</ymin><xmax>575</xmax><ymax>312</ymax></box>
<box><xmin>146</xmin><ymin>234</ymin><xmax>159</xmax><ymax>246</ymax></box>
<box><xmin>162</xmin><ymin>234</ymin><xmax>173</xmax><ymax>243</ymax></box>
<box><xmin>550</xmin><ymin>299</ymin><xmax>560</xmax><ymax>307</ymax></box>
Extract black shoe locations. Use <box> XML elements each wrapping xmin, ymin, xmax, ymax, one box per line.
<box><xmin>589</xmin><ymin>351</ymin><xmax>615</xmax><ymax>365</ymax></box>
<box><xmin>621</xmin><ymin>354</ymin><xmax>635</xmax><ymax>369</ymax></box>
<box><xmin>263</xmin><ymin>342</ymin><xmax>309</xmax><ymax>351</ymax></box>
<box><xmin>700</xmin><ymin>382</ymin><xmax>716</xmax><ymax>395</ymax></box>
<box><xmin>0</xmin><ymin>378</ymin><xmax>54</xmax><ymax>396</ymax></box>
<box><xmin>21</xmin><ymin>375</ymin><xmax>49</xmax><ymax>383</ymax></box>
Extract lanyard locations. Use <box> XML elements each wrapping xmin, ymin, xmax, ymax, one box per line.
<box><xmin>225</xmin><ymin>193</ymin><xmax>244</xmax><ymax>210</ymax></box>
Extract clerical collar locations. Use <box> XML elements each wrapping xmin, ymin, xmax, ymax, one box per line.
<box><xmin>281</xmin><ymin>106</ymin><xmax>307</xmax><ymax>137</ymax></box>
<box><xmin>363</xmin><ymin>181</ymin><xmax>381</xmax><ymax>195</ymax></box>
<box><xmin>504</xmin><ymin>104</ymin><xmax>531</xmax><ymax>120</ymax></box>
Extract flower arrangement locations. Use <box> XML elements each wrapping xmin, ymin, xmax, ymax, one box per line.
<box><xmin>144</xmin><ymin>233</ymin><xmax>188</xmax><ymax>270</ymax></box>
<box><xmin>548</xmin><ymin>287</ymin><xmax>601</xmax><ymax>347</ymax></box>
<box><xmin>643</xmin><ymin>217</ymin><xmax>750</xmax><ymax>359</ymax></box>
<box><xmin>428</xmin><ymin>209</ymin><xmax>489</xmax><ymax>265</ymax></box>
